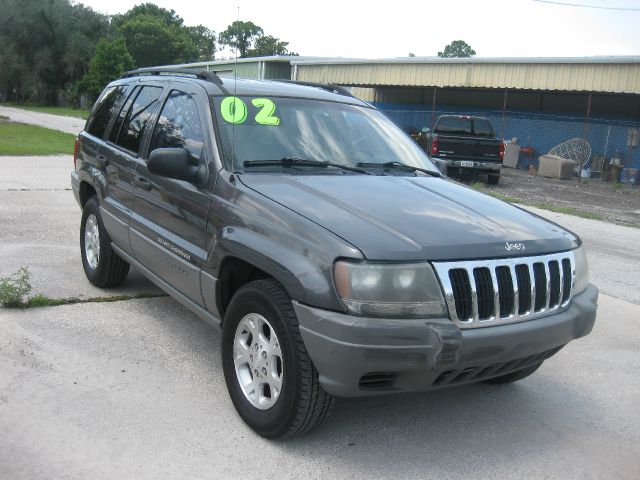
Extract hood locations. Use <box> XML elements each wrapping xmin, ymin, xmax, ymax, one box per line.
<box><xmin>238</xmin><ymin>174</ymin><xmax>578</xmax><ymax>261</ymax></box>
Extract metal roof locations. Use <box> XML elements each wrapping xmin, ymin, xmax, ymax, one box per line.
<box><xmin>290</xmin><ymin>56</ymin><xmax>640</xmax><ymax>65</ymax></box>
<box><xmin>291</xmin><ymin>57</ymin><xmax>640</xmax><ymax>94</ymax></box>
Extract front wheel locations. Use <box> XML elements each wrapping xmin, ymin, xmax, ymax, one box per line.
<box><xmin>80</xmin><ymin>196</ymin><xmax>129</xmax><ymax>287</ymax></box>
<box><xmin>221</xmin><ymin>279</ymin><xmax>334</xmax><ymax>438</ymax></box>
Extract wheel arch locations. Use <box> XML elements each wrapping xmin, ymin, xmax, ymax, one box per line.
<box><xmin>215</xmin><ymin>227</ymin><xmax>340</xmax><ymax>319</ymax></box>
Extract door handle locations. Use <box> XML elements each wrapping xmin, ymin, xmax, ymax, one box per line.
<box><xmin>133</xmin><ymin>177</ymin><xmax>152</xmax><ymax>191</ymax></box>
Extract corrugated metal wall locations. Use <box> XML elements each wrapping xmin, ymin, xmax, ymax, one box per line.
<box><xmin>295</xmin><ymin>62</ymin><xmax>640</xmax><ymax>94</ymax></box>
<box><xmin>264</xmin><ymin>62</ymin><xmax>292</xmax><ymax>80</ymax></box>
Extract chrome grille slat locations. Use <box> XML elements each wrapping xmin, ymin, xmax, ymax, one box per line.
<box><xmin>434</xmin><ymin>252</ymin><xmax>575</xmax><ymax>329</ymax></box>
<box><xmin>557</xmin><ymin>260</ymin><xmax>564</xmax><ymax>308</ymax></box>
<box><xmin>489</xmin><ymin>267</ymin><xmax>500</xmax><ymax>321</ymax></box>
<box><xmin>543</xmin><ymin>261</ymin><xmax>551</xmax><ymax>311</ymax></box>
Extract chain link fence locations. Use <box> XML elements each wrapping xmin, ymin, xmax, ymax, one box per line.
<box><xmin>380</xmin><ymin>106</ymin><xmax>640</xmax><ymax>186</ymax></box>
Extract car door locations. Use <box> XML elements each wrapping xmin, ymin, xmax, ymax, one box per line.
<box><xmin>82</xmin><ymin>83</ymin><xmax>136</xmax><ymax>249</ymax></box>
<box><xmin>100</xmin><ymin>82</ymin><xmax>164</xmax><ymax>252</ymax></box>
<box><xmin>129</xmin><ymin>83</ymin><xmax>213</xmax><ymax>306</ymax></box>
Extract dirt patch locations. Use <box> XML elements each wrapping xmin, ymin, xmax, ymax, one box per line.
<box><xmin>482</xmin><ymin>168</ymin><xmax>640</xmax><ymax>227</ymax></box>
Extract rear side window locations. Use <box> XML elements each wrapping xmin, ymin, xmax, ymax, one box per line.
<box><xmin>150</xmin><ymin>90</ymin><xmax>204</xmax><ymax>160</ymax></box>
<box><xmin>473</xmin><ymin>118</ymin><xmax>494</xmax><ymax>137</ymax></box>
<box><xmin>113</xmin><ymin>86</ymin><xmax>164</xmax><ymax>153</ymax></box>
<box><xmin>87</xmin><ymin>85</ymin><xmax>129</xmax><ymax>138</ymax></box>
<box><xmin>435</xmin><ymin>117</ymin><xmax>472</xmax><ymax>134</ymax></box>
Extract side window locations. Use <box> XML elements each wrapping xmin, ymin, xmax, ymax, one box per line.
<box><xmin>87</xmin><ymin>85</ymin><xmax>129</xmax><ymax>138</ymax></box>
<box><xmin>114</xmin><ymin>86</ymin><xmax>164</xmax><ymax>153</ymax></box>
<box><xmin>150</xmin><ymin>90</ymin><xmax>204</xmax><ymax>160</ymax></box>
<box><xmin>109</xmin><ymin>86</ymin><xmax>139</xmax><ymax>143</ymax></box>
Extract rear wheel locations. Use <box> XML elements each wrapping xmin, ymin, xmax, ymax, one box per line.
<box><xmin>484</xmin><ymin>362</ymin><xmax>542</xmax><ymax>385</ymax></box>
<box><xmin>488</xmin><ymin>174</ymin><xmax>500</xmax><ymax>185</ymax></box>
<box><xmin>222</xmin><ymin>279</ymin><xmax>334</xmax><ymax>438</ymax></box>
<box><xmin>80</xmin><ymin>196</ymin><xmax>130</xmax><ymax>287</ymax></box>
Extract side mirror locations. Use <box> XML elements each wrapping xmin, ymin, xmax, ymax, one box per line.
<box><xmin>148</xmin><ymin>148</ymin><xmax>207</xmax><ymax>186</ymax></box>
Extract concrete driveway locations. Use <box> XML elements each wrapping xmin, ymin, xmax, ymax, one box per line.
<box><xmin>0</xmin><ymin>105</ymin><xmax>85</xmax><ymax>135</ymax></box>
<box><xmin>1</xmin><ymin>153</ymin><xmax>639</xmax><ymax>479</ymax></box>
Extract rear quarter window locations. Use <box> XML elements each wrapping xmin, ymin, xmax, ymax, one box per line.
<box><xmin>87</xmin><ymin>85</ymin><xmax>130</xmax><ymax>139</ymax></box>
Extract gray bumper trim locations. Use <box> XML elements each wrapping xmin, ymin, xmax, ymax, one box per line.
<box><xmin>294</xmin><ymin>284</ymin><xmax>597</xmax><ymax>397</ymax></box>
<box><xmin>71</xmin><ymin>171</ymin><xmax>81</xmax><ymax>207</ymax></box>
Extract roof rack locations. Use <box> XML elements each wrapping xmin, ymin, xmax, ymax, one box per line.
<box><xmin>276</xmin><ymin>80</ymin><xmax>356</xmax><ymax>98</ymax></box>
<box><xmin>122</xmin><ymin>68</ymin><xmax>224</xmax><ymax>87</ymax></box>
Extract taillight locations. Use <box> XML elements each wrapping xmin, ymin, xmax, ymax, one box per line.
<box><xmin>73</xmin><ymin>137</ymin><xmax>79</xmax><ymax>170</ymax></box>
<box><xmin>499</xmin><ymin>141</ymin><xmax>505</xmax><ymax>161</ymax></box>
<box><xmin>430</xmin><ymin>136</ymin><xmax>439</xmax><ymax>155</ymax></box>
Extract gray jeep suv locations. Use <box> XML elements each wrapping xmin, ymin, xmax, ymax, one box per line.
<box><xmin>71</xmin><ymin>69</ymin><xmax>598</xmax><ymax>438</ymax></box>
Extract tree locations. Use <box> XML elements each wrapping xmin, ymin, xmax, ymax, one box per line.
<box><xmin>0</xmin><ymin>0</ymin><xmax>109</xmax><ymax>103</ymax></box>
<box><xmin>114</xmin><ymin>4</ymin><xmax>215</xmax><ymax>67</ymax></box>
<box><xmin>81</xmin><ymin>37</ymin><xmax>135</xmax><ymax>98</ymax></box>
<box><xmin>186</xmin><ymin>25</ymin><xmax>217</xmax><ymax>62</ymax></box>
<box><xmin>408</xmin><ymin>52</ymin><xmax>416</xmax><ymax>57</ymax></box>
<box><xmin>437</xmin><ymin>40</ymin><xmax>476</xmax><ymax>58</ymax></box>
<box><xmin>218</xmin><ymin>21</ymin><xmax>263</xmax><ymax>57</ymax></box>
<box><xmin>246</xmin><ymin>35</ymin><xmax>292</xmax><ymax>57</ymax></box>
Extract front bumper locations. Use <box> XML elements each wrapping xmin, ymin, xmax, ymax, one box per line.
<box><xmin>432</xmin><ymin>158</ymin><xmax>501</xmax><ymax>175</ymax></box>
<box><xmin>294</xmin><ymin>284</ymin><xmax>597</xmax><ymax>397</ymax></box>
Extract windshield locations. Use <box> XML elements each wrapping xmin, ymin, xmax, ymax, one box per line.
<box><xmin>211</xmin><ymin>95</ymin><xmax>438</xmax><ymax>174</ymax></box>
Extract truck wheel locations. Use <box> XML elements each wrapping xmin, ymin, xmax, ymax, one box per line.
<box><xmin>484</xmin><ymin>362</ymin><xmax>542</xmax><ymax>385</ymax></box>
<box><xmin>80</xmin><ymin>196</ymin><xmax>130</xmax><ymax>287</ymax></box>
<box><xmin>222</xmin><ymin>279</ymin><xmax>334</xmax><ymax>438</ymax></box>
<box><xmin>488</xmin><ymin>174</ymin><xmax>500</xmax><ymax>185</ymax></box>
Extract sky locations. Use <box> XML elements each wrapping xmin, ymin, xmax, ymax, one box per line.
<box><xmin>77</xmin><ymin>0</ymin><xmax>640</xmax><ymax>59</ymax></box>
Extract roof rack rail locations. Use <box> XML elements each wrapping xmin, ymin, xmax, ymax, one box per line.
<box><xmin>276</xmin><ymin>80</ymin><xmax>356</xmax><ymax>98</ymax></box>
<box><xmin>122</xmin><ymin>68</ymin><xmax>224</xmax><ymax>87</ymax></box>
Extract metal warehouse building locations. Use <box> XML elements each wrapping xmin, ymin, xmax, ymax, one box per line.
<box><xmin>170</xmin><ymin>55</ymin><xmax>640</xmax><ymax>181</ymax></box>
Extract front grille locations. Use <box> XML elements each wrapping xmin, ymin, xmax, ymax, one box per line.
<box><xmin>433</xmin><ymin>252</ymin><xmax>575</xmax><ymax>329</ymax></box>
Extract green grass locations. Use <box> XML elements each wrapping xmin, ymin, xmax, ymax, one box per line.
<box><xmin>4</xmin><ymin>102</ymin><xmax>89</xmax><ymax>119</ymax></box>
<box><xmin>0</xmin><ymin>119</ymin><xmax>76</xmax><ymax>155</ymax></box>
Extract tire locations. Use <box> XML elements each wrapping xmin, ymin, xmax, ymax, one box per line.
<box><xmin>488</xmin><ymin>174</ymin><xmax>500</xmax><ymax>185</ymax></box>
<box><xmin>484</xmin><ymin>362</ymin><xmax>542</xmax><ymax>385</ymax></box>
<box><xmin>222</xmin><ymin>279</ymin><xmax>334</xmax><ymax>438</ymax></box>
<box><xmin>80</xmin><ymin>196</ymin><xmax>130</xmax><ymax>287</ymax></box>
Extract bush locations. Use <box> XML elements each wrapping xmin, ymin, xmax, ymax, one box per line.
<box><xmin>0</xmin><ymin>267</ymin><xmax>32</xmax><ymax>307</ymax></box>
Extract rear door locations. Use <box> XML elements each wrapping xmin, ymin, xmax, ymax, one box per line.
<box><xmin>101</xmin><ymin>83</ymin><xmax>164</xmax><ymax>251</ymax></box>
<box><xmin>129</xmin><ymin>83</ymin><xmax>213</xmax><ymax>306</ymax></box>
<box><xmin>81</xmin><ymin>83</ymin><xmax>136</xmax><ymax>249</ymax></box>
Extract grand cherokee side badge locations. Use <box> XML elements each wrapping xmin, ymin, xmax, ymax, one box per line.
<box><xmin>505</xmin><ymin>241</ymin><xmax>525</xmax><ymax>252</ymax></box>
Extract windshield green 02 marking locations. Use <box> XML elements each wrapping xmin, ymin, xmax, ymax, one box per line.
<box><xmin>219</xmin><ymin>96</ymin><xmax>280</xmax><ymax>126</ymax></box>
<box><xmin>252</xmin><ymin>98</ymin><xmax>280</xmax><ymax>126</ymax></box>
<box><xmin>220</xmin><ymin>96</ymin><xmax>248</xmax><ymax>124</ymax></box>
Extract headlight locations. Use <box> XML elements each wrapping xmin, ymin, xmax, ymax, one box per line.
<box><xmin>573</xmin><ymin>245</ymin><xmax>589</xmax><ymax>294</ymax></box>
<box><xmin>333</xmin><ymin>261</ymin><xmax>447</xmax><ymax>318</ymax></box>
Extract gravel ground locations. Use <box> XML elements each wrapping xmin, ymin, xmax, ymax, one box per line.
<box><xmin>487</xmin><ymin>168</ymin><xmax>640</xmax><ymax>227</ymax></box>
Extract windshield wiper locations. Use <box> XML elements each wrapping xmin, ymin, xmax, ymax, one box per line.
<box><xmin>244</xmin><ymin>157</ymin><xmax>371</xmax><ymax>175</ymax></box>
<box><xmin>356</xmin><ymin>161</ymin><xmax>441</xmax><ymax>177</ymax></box>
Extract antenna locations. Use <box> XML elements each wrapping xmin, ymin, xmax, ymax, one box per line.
<box><xmin>231</xmin><ymin>5</ymin><xmax>240</xmax><ymax>174</ymax></box>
